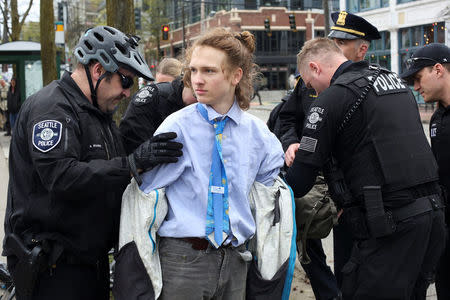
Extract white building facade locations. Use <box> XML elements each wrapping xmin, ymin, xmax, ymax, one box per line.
<box><xmin>339</xmin><ymin>0</ymin><xmax>450</xmax><ymax>75</ymax></box>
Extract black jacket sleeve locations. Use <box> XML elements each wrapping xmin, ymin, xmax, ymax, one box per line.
<box><xmin>279</xmin><ymin>86</ymin><xmax>300</xmax><ymax>151</ymax></box>
<box><xmin>22</xmin><ymin>100</ymin><xmax>130</xmax><ymax>197</ymax></box>
<box><xmin>119</xmin><ymin>86</ymin><xmax>162</xmax><ymax>155</ymax></box>
<box><xmin>285</xmin><ymin>154</ymin><xmax>319</xmax><ymax>198</ymax></box>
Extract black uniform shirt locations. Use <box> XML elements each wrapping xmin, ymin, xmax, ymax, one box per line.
<box><xmin>4</xmin><ymin>71</ymin><xmax>130</xmax><ymax>262</ymax></box>
<box><xmin>295</xmin><ymin>60</ymin><xmax>362</xmax><ymax>168</ymax></box>
<box><xmin>278</xmin><ymin>77</ymin><xmax>317</xmax><ymax>151</ymax></box>
<box><xmin>430</xmin><ymin>104</ymin><xmax>450</xmax><ymax>193</ymax></box>
<box><xmin>120</xmin><ymin>78</ymin><xmax>185</xmax><ymax>154</ymax></box>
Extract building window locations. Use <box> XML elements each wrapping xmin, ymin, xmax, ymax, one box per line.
<box><xmin>347</xmin><ymin>0</ymin><xmax>388</xmax><ymax>13</ymax></box>
<box><xmin>398</xmin><ymin>22</ymin><xmax>446</xmax><ymax>75</ymax></box>
<box><xmin>367</xmin><ymin>31</ymin><xmax>391</xmax><ymax>70</ymax></box>
<box><xmin>252</xmin><ymin>30</ymin><xmax>305</xmax><ymax>55</ymax></box>
<box><xmin>397</xmin><ymin>0</ymin><xmax>418</xmax><ymax>3</ymax></box>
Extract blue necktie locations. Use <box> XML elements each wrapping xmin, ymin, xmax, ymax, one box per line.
<box><xmin>197</xmin><ymin>104</ymin><xmax>230</xmax><ymax>248</ymax></box>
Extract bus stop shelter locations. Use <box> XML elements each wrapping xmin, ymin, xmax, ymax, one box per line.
<box><xmin>0</xmin><ymin>41</ymin><xmax>61</xmax><ymax>103</ymax></box>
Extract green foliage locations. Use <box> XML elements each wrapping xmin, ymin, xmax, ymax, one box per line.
<box><xmin>21</xmin><ymin>21</ymin><xmax>40</xmax><ymax>42</ymax></box>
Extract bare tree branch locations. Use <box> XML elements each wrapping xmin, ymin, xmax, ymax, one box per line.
<box><xmin>18</xmin><ymin>0</ymin><xmax>33</xmax><ymax>32</ymax></box>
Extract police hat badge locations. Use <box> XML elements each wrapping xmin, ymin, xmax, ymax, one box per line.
<box><xmin>328</xmin><ymin>11</ymin><xmax>381</xmax><ymax>41</ymax></box>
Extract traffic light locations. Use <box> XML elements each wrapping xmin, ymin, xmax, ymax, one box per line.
<box><xmin>134</xmin><ymin>8</ymin><xmax>141</xmax><ymax>30</ymax></box>
<box><xmin>162</xmin><ymin>25</ymin><xmax>170</xmax><ymax>41</ymax></box>
<box><xmin>289</xmin><ymin>14</ymin><xmax>296</xmax><ymax>31</ymax></box>
<box><xmin>264</xmin><ymin>18</ymin><xmax>271</xmax><ymax>37</ymax></box>
<box><xmin>57</xmin><ymin>2</ymin><xmax>64</xmax><ymax>22</ymax></box>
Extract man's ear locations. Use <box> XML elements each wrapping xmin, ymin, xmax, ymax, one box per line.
<box><xmin>435</xmin><ymin>63</ymin><xmax>445</xmax><ymax>78</ymax></box>
<box><xmin>358</xmin><ymin>43</ymin><xmax>369</xmax><ymax>60</ymax></box>
<box><xmin>231</xmin><ymin>67</ymin><xmax>243</xmax><ymax>86</ymax></box>
<box><xmin>309</xmin><ymin>62</ymin><xmax>320</xmax><ymax>76</ymax></box>
<box><xmin>91</xmin><ymin>62</ymin><xmax>105</xmax><ymax>81</ymax></box>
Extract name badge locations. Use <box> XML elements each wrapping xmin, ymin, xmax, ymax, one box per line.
<box><xmin>211</xmin><ymin>186</ymin><xmax>225</xmax><ymax>194</ymax></box>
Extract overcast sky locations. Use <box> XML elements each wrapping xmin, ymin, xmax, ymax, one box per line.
<box><xmin>20</xmin><ymin>0</ymin><xmax>41</xmax><ymax>22</ymax></box>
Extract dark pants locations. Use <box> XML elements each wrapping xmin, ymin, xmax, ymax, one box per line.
<box><xmin>301</xmin><ymin>238</ymin><xmax>340</xmax><ymax>300</ymax></box>
<box><xmin>435</xmin><ymin>226</ymin><xmax>450</xmax><ymax>299</ymax></box>
<box><xmin>333</xmin><ymin>215</ymin><xmax>354</xmax><ymax>287</ymax></box>
<box><xmin>341</xmin><ymin>210</ymin><xmax>446</xmax><ymax>300</ymax></box>
<box><xmin>159</xmin><ymin>237</ymin><xmax>250</xmax><ymax>300</ymax></box>
<box><xmin>8</xmin><ymin>254</ymin><xmax>110</xmax><ymax>300</ymax></box>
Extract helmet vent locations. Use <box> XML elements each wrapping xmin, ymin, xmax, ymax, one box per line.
<box><xmin>84</xmin><ymin>41</ymin><xmax>93</xmax><ymax>51</ymax></box>
<box><xmin>77</xmin><ymin>50</ymin><xmax>84</xmax><ymax>58</ymax></box>
<box><xmin>104</xmin><ymin>26</ymin><xmax>116</xmax><ymax>35</ymax></box>
<box><xmin>115</xmin><ymin>43</ymin><xmax>129</xmax><ymax>57</ymax></box>
<box><xmin>100</xmin><ymin>53</ymin><xmax>109</xmax><ymax>63</ymax></box>
<box><xmin>94</xmin><ymin>32</ymin><xmax>104</xmax><ymax>42</ymax></box>
<box><xmin>133</xmin><ymin>54</ymin><xmax>142</xmax><ymax>65</ymax></box>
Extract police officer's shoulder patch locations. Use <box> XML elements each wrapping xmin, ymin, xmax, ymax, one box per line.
<box><xmin>32</xmin><ymin>120</ymin><xmax>62</xmax><ymax>152</ymax></box>
<box><xmin>133</xmin><ymin>85</ymin><xmax>157</xmax><ymax>106</ymax></box>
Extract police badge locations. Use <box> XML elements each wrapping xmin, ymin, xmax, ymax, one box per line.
<box><xmin>32</xmin><ymin>120</ymin><xmax>62</xmax><ymax>152</ymax></box>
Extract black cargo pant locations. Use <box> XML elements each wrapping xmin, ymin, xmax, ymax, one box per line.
<box><xmin>341</xmin><ymin>209</ymin><xmax>446</xmax><ymax>300</ymax></box>
<box><xmin>8</xmin><ymin>254</ymin><xmax>110</xmax><ymax>300</ymax></box>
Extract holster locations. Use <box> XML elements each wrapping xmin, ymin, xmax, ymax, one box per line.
<box><xmin>363</xmin><ymin>186</ymin><xmax>396</xmax><ymax>238</ymax></box>
<box><xmin>5</xmin><ymin>234</ymin><xmax>49</xmax><ymax>299</ymax></box>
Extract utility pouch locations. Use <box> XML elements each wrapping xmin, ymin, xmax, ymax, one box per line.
<box><xmin>363</xmin><ymin>186</ymin><xmax>395</xmax><ymax>238</ymax></box>
<box><xmin>5</xmin><ymin>234</ymin><xmax>48</xmax><ymax>299</ymax></box>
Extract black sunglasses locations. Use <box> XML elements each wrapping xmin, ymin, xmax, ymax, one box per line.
<box><xmin>116</xmin><ymin>71</ymin><xmax>134</xmax><ymax>89</ymax></box>
<box><xmin>405</xmin><ymin>57</ymin><xmax>439</xmax><ymax>69</ymax></box>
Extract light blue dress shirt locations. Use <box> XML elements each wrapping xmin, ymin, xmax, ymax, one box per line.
<box><xmin>140</xmin><ymin>101</ymin><xmax>284</xmax><ymax>246</ymax></box>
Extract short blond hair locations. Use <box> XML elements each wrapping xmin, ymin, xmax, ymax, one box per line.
<box><xmin>156</xmin><ymin>58</ymin><xmax>183</xmax><ymax>78</ymax></box>
<box><xmin>297</xmin><ymin>37</ymin><xmax>343</xmax><ymax>71</ymax></box>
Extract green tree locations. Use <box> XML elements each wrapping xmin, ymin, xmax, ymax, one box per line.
<box><xmin>106</xmin><ymin>0</ymin><xmax>136</xmax><ymax>124</ymax></box>
<box><xmin>21</xmin><ymin>21</ymin><xmax>40</xmax><ymax>42</ymax></box>
<box><xmin>40</xmin><ymin>0</ymin><xmax>57</xmax><ymax>85</ymax></box>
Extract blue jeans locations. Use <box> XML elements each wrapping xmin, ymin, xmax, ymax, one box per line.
<box><xmin>9</xmin><ymin>113</ymin><xmax>17</xmax><ymax>131</ymax></box>
<box><xmin>159</xmin><ymin>237</ymin><xmax>250</xmax><ymax>300</ymax></box>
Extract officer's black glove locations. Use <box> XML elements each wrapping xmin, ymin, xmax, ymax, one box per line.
<box><xmin>128</xmin><ymin>132</ymin><xmax>183</xmax><ymax>185</ymax></box>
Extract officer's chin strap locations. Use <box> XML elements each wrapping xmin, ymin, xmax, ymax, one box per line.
<box><xmin>83</xmin><ymin>65</ymin><xmax>110</xmax><ymax>109</ymax></box>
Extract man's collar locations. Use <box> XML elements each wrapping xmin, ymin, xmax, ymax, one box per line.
<box><xmin>201</xmin><ymin>100</ymin><xmax>242</xmax><ymax>125</ymax></box>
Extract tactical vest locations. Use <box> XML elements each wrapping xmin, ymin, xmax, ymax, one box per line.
<box><xmin>333</xmin><ymin>67</ymin><xmax>438</xmax><ymax>197</ymax></box>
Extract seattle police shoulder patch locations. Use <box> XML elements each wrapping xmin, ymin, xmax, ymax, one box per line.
<box><xmin>32</xmin><ymin>120</ymin><xmax>62</xmax><ymax>152</ymax></box>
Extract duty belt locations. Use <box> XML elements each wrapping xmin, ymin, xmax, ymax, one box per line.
<box><xmin>390</xmin><ymin>194</ymin><xmax>442</xmax><ymax>222</ymax></box>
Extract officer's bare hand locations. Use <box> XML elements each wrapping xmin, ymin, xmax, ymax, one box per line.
<box><xmin>285</xmin><ymin>143</ymin><xmax>300</xmax><ymax>167</ymax></box>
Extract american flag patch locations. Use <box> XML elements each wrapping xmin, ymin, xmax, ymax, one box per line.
<box><xmin>299</xmin><ymin>136</ymin><xmax>318</xmax><ymax>153</ymax></box>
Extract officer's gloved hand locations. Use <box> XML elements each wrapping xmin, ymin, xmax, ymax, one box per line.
<box><xmin>128</xmin><ymin>132</ymin><xmax>183</xmax><ymax>185</ymax></box>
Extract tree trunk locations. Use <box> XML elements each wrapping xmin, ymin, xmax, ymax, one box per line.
<box><xmin>1</xmin><ymin>0</ymin><xmax>10</xmax><ymax>43</ymax></box>
<box><xmin>106</xmin><ymin>0</ymin><xmax>136</xmax><ymax>124</ymax></box>
<box><xmin>10</xmin><ymin>0</ymin><xmax>33</xmax><ymax>41</ymax></box>
<box><xmin>40</xmin><ymin>0</ymin><xmax>57</xmax><ymax>86</ymax></box>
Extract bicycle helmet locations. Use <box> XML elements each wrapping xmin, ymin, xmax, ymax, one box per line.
<box><xmin>74</xmin><ymin>26</ymin><xmax>153</xmax><ymax>81</ymax></box>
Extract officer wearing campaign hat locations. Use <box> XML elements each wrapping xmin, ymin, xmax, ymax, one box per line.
<box><xmin>329</xmin><ymin>11</ymin><xmax>381</xmax><ymax>41</ymax></box>
<box><xmin>401</xmin><ymin>43</ymin><xmax>450</xmax><ymax>300</ymax></box>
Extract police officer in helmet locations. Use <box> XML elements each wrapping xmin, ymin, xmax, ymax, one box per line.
<box><xmin>286</xmin><ymin>37</ymin><xmax>445</xmax><ymax>299</ymax></box>
<box><xmin>3</xmin><ymin>26</ymin><xmax>182</xmax><ymax>299</ymax></box>
<box><xmin>401</xmin><ymin>43</ymin><xmax>450</xmax><ymax>300</ymax></box>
